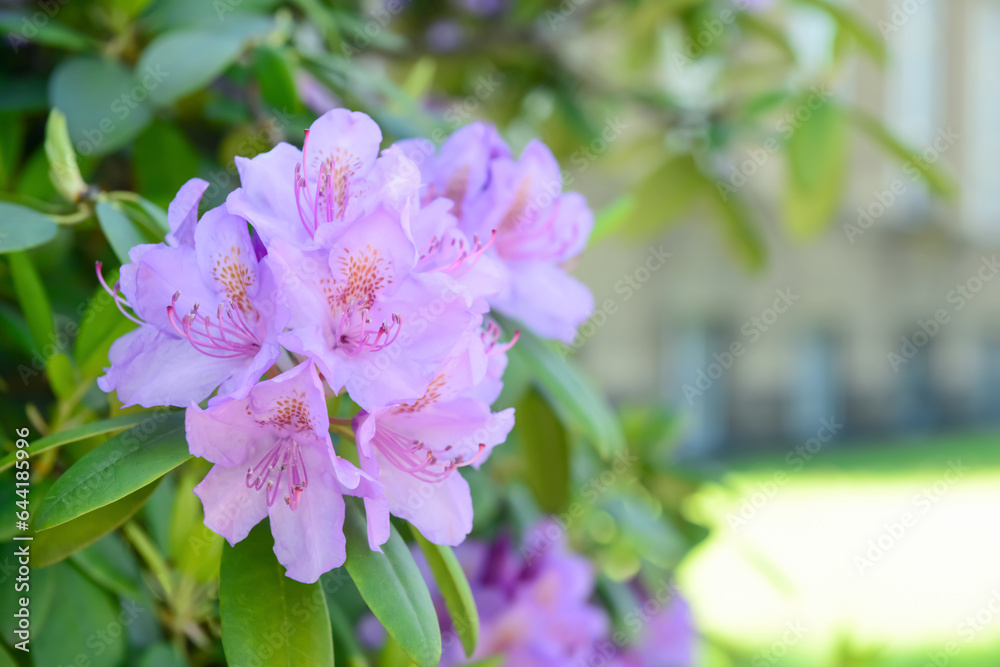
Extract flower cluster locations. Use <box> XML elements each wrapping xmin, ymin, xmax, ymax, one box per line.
<box><xmin>363</xmin><ymin>521</ymin><xmax>696</xmax><ymax>667</ymax></box>
<box><xmin>97</xmin><ymin>109</ymin><xmax>594</xmax><ymax>583</ymax></box>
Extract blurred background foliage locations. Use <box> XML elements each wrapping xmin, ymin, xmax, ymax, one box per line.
<box><xmin>0</xmin><ymin>0</ymin><xmax>965</xmax><ymax>665</ymax></box>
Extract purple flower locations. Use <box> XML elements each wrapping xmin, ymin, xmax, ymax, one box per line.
<box><xmin>187</xmin><ymin>361</ymin><xmax>379</xmax><ymax>583</ymax></box>
<box><xmin>396</xmin><ymin>123</ymin><xmax>595</xmax><ymax>343</ymax></box>
<box><xmin>226</xmin><ymin>109</ymin><xmax>419</xmax><ymax>250</ymax></box>
<box><xmin>612</xmin><ymin>589</ymin><xmax>696</xmax><ymax>667</ymax></box>
<box><xmin>414</xmin><ymin>521</ymin><xmax>608</xmax><ymax>666</ymax></box>
<box><xmin>97</xmin><ymin>196</ymin><xmax>288</xmax><ymax>408</ymax></box>
<box><xmin>352</xmin><ymin>330</ymin><xmax>515</xmax><ymax>547</ymax></box>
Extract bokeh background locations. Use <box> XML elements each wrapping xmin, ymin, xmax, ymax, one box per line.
<box><xmin>1</xmin><ymin>0</ymin><xmax>998</xmax><ymax>665</ymax></box>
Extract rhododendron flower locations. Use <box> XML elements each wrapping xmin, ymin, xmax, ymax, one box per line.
<box><xmin>352</xmin><ymin>331</ymin><xmax>515</xmax><ymax>547</ymax></box>
<box><xmin>611</xmin><ymin>590</ymin><xmax>696</xmax><ymax>667</ymax></box>
<box><xmin>367</xmin><ymin>521</ymin><xmax>608</xmax><ymax>666</ymax></box>
<box><xmin>98</xmin><ymin>200</ymin><xmax>288</xmax><ymax>408</ymax></box>
<box><xmin>187</xmin><ymin>361</ymin><xmax>379</xmax><ymax>583</ymax></box>
<box><xmin>397</xmin><ymin>123</ymin><xmax>594</xmax><ymax>343</ymax></box>
<box><xmin>265</xmin><ymin>203</ymin><xmax>482</xmax><ymax>410</ymax></box>
<box><xmin>227</xmin><ymin>109</ymin><xmax>418</xmax><ymax>249</ymax></box>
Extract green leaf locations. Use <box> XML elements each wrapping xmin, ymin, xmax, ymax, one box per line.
<box><xmin>134</xmin><ymin>195</ymin><xmax>170</xmax><ymax>233</ymax></box>
<box><xmin>49</xmin><ymin>57</ymin><xmax>153</xmax><ymax>157</ymax></box>
<box><xmin>97</xmin><ymin>200</ymin><xmax>147</xmax><ymax>264</ymax></box>
<box><xmin>0</xmin><ymin>111</ymin><xmax>26</xmax><ymax>190</ymax></box>
<box><xmin>44</xmin><ymin>108</ymin><xmax>87</xmax><ymax>203</ymax></box>
<box><xmin>34</xmin><ymin>411</ymin><xmax>190</xmax><ymax>530</ymax></box>
<box><xmin>0</xmin><ymin>202</ymin><xmax>57</xmax><ymax>253</ymax></box>
<box><xmin>0</xmin><ymin>412</ymin><xmax>155</xmax><ymax>474</ymax></box>
<box><xmin>255</xmin><ymin>45</ymin><xmax>301</xmax><ymax>114</ymax></box>
<box><xmin>138</xmin><ymin>20</ymin><xmax>271</xmax><ymax>107</ymax></box>
<box><xmin>706</xmin><ymin>182</ymin><xmax>767</xmax><ymax>269</ymax></box>
<box><xmin>169</xmin><ymin>466</ymin><xmax>222</xmax><ymax>581</ymax></box>
<box><xmin>343</xmin><ymin>498</ymin><xmax>442</xmax><ymax>667</ymax></box>
<box><xmin>0</xmin><ymin>642</ymin><xmax>15</xmax><ymax>667</ymax></box>
<box><xmin>32</xmin><ymin>563</ymin><xmax>127</xmax><ymax>667</ymax></box>
<box><xmin>7</xmin><ymin>250</ymin><xmax>74</xmax><ymax>396</ymax></box>
<box><xmin>134</xmin><ymin>122</ymin><xmax>201</xmax><ymax>208</ymax></box>
<box><xmin>783</xmin><ymin>97</ymin><xmax>848</xmax><ymax>238</ymax></box>
<box><xmin>850</xmin><ymin>108</ymin><xmax>959</xmax><ymax>199</ymax></box>
<box><xmin>220</xmin><ymin>520</ymin><xmax>334</xmax><ymax>666</ymax></box>
<box><xmin>138</xmin><ymin>643</ymin><xmax>187</xmax><ymax>667</ymax></box>
<box><xmin>71</xmin><ymin>532</ymin><xmax>141</xmax><ymax>598</ymax></box>
<box><xmin>0</xmin><ymin>10</ymin><xmax>95</xmax><ymax>52</ymax></box>
<box><xmin>411</xmin><ymin>528</ymin><xmax>479</xmax><ymax>657</ymax></box>
<box><xmin>623</xmin><ymin>154</ymin><xmax>705</xmax><ymax>239</ymax></box>
<box><xmin>458</xmin><ymin>657</ymin><xmax>505</xmax><ymax>667</ymax></box>
<box><xmin>505</xmin><ymin>326</ymin><xmax>626</xmax><ymax>460</ymax></box>
<box><xmin>329</xmin><ymin>601</ymin><xmax>370</xmax><ymax>667</ymax></box>
<box><xmin>514</xmin><ymin>388</ymin><xmax>570</xmax><ymax>513</ymax></box>
<box><xmin>34</xmin><ymin>481</ymin><xmax>160</xmax><ymax>568</ymax></box>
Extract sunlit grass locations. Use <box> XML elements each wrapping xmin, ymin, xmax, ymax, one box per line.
<box><xmin>679</xmin><ymin>432</ymin><xmax>1000</xmax><ymax>666</ymax></box>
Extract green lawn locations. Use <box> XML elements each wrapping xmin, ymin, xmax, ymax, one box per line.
<box><xmin>679</xmin><ymin>431</ymin><xmax>1000</xmax><ymax>666</ymax></box>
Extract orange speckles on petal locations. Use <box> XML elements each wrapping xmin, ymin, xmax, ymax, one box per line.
<box><xmin>255</xmin><ymin>390</ymin><xmax>315</xmax><ymax>432</ymax></box>
<box><xmin>335</xmin><ymin>244</ymin><xmax>391</xmax><ymax>311</ymax></box>
<box><xmin>393</xmin><ymin>373</ymin><xmax>446</xmax><ymax>414</ymax></box>
<box><xmin>212</xmin><ymin>245</ymin><xmax>256</xmax><ymax>316</ymax></box>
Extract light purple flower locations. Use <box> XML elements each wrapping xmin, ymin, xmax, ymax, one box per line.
<box><xmin>226</xmin><ymin>109</ymin><xmax>420</xmax><ymax>250</ymax></box>
<box><xmin>97</xmin><ymin>197</ymin><xmax>288</xmax><ymax>408</ymax></box>
<box><xmin>351</xmin><ymin>331</ymin><xmax>514</xmax><ymax>547</ymax></box>
<box><xmin>407</xmin><ymin>521</ymin><xmax>608</xmax><ymax>667</ymax></box>
<box><xmin>188</xmin><ymin>360</ymin><xmax>379</xmax><ymax>583</ymax></box>
<box><xmin>611</xmin><ymin>590</ymin><xmax>696</xmax><ymax>667</ymax></box>
<box><xmin>395</xmin><ymin>124</ymin><xmax>595</xmax><ymax>343</ymax></box>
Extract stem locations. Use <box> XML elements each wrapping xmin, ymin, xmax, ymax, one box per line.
<box><xmin>124</xmin><ymin>521</ymin><xmax>175</xmax><ymax>599</ymax></box>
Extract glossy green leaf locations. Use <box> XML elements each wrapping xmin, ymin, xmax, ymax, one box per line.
<box><xmin>515</xmin><ymin>388</ymin><xmax>570</xmax><ymax>513</ymax></box>
<box><xmin>220</xmin><ymin>520</ymin><xmax>334</xmax><ymax>666</ymax></box>
<box><xmin>34</xmin><ymin>411</ymin><xmax>190</xmax><ymax>530</ymax></box>
<box><xmin>32</xmin><ymin>563</ymin><xmax>126</xmax><ymax>667</ymax></box>
<box><xmin>34</xmin><ymin>481</ymin><xmax>160</xmax><ymax>568</ymax></box>
<box><xmin>411</xmin><ymin>527</ymin><xmax>479</xmax><ymax>657</ymax></box>
<box><xmin>623</xmin><ymin>154</ymin><xmax>704</xmax><ymax>239</ymax></box>
<box><xmin>49</xmin><ymin>57</ymin><xmax>152</xmax><ymax>157</ymax></box>
<box><xmin>784</xmin><ymin>97</ymin><xmax>848</xmax><ymax>238</ymax></box>
<box><xmin>97</xmin><ymin>200</ymin><xmax>147</xmax><ymax>264</ymax></box>
<box><xmin>0</xmin><ymin>203</ymin><xmax>57</xmax><ymax>253</ymax></box>
<box><xmin>44</xmin><ymin>108</ymin><xmax>86</xmax><ymax>203</ymax></box>
<box><xmin>134</xmin><ymin>195</ymin><xmax>170</xmax><ymax>233</ymax></box>
<box><xmin>0</xmin><ymin>412</ymin><xmax>155</xmax><ymax>474</ymax></box>
<box><xmin>138</xmin><ymin>19</ymin><xmax>271</xmax><ymax>107</ymax></box>
<box><xmin>344</xmin><ymin>498</ymin><xmax>442</xmax><ymax>667</ymax></box>
<box><xmin>0</xmin><ymin>642</ymin><xmax>15</xmax><ymax>667</ymax></box>
<box><xmin>506</xmin><ymin>326</ymin><xmax>626</xmax><ymax>460</ymax></box>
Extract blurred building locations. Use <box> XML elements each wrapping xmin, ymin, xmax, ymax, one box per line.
<box><xmin>573</xmin><ymin>0</ymin><xmax>1000</xmax><ymax>458</ymax></box>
